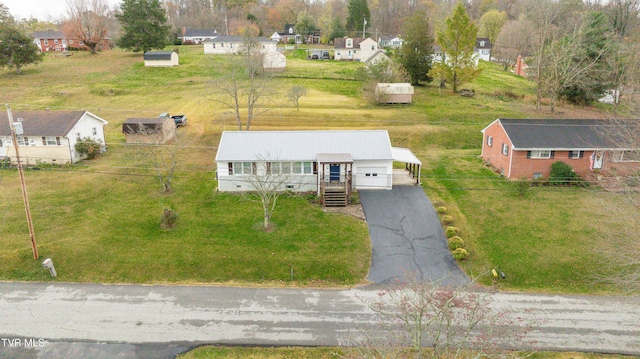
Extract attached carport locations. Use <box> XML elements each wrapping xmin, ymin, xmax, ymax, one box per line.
<box><xmin>392</xmin><ymin>147</ymin><xmax>421</xmax><ymax>185</ymax></box>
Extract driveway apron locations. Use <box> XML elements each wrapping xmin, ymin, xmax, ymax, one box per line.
<box><xmin>359</xmin><ymin>186</ymin><xmax>469</xmax><ymax>286</ymax></box>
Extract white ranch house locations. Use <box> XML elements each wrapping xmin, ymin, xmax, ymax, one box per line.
<box><xmin>215</xmin><ymin>130</ymin><xmax>421</xmax><ymax>206</ymax></box>
<box><xmin>203</xmin><ymin>36</ymin><xmax>277</xmax><ymax>55</ymax></box>
<box><xmin>334</xmin><ymin>37</ymin><xmax>381</xmax><ymax>62</ymax></box>
<box><xmin>0</xmin><ymin>110</ymin><xmax>108</xmax><ymax>165</ymax></box>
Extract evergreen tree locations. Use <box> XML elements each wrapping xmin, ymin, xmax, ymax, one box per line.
<box><xmin>429</xmin><ymin>1</ymin><xmax>481</xmax><ymax>93</ymax></box>
<box><xmin>330</xmin><ymin>17</ymin><xmax>346</xmax><ymax>42</ymax></box>
<box><xmin>0</xmin><ymin>26</ymin><xmax>43</xmax><ymax>74</ymax></box>
<box><xmin>398</xmin><ymin>10</ymin><xmax>434</xmax><ymax>85</ymax></box>
<box><xmin>115</xmin><ymin>0</ymin><xmax>170</xmax><ymax>53</ymax></box>
<box><xmin>345</xmin><ymin>0</ymin><xmax>370</xmax><ymax>35</ymax></box>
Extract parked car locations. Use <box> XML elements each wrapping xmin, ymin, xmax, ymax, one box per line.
<box><xmin>159</xmin><ymin>112</ymin><xmax>187</xmax><ymax>127</ymax></box>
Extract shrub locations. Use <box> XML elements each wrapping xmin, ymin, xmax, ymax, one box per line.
<box><xmin>512</xmin><ymin>177</ymin><xmax>531</xmax><ymax>197</ymax></box>
<box><xmin>445</xmin><ymin>226</ymin><xmax>460</xmax><ymax>238</ymax></box>
<box><xmin>436</xmin><ymin>206</ymin><xmax>447</xmax><ymax>214</ymax></box>
<box><xmin>349</xmin><ymin>192</ymin><xmax>360</xmax><ymax>205</ymax></box>
<box><xmin>160</xmin><ymin>208</ymin><xmax>179</xmax><ymax>229</ymax></box>
<box><xmin>452</xmin><ymin>248</ymin><xmax>469</xmax><ymax>260</ymax></box>
<box><xmin>441</xmin><ymin>215</ymin><xmax>454</xmax><ymax>225</ymax></box>
<box><xmin>448</xmin><ymin>236</ymin><xmax>464</xmax><ymax>250</ymax></box>
<box><xmin>549</xmin><ymin>161</ymin><xmax>578</xmax><ymax>185</ymax></box>
<box><xmin>74</xmin><ymin>137</ymin><xmax>103</xmax><ymax>160</ymax></box>
<box><xmin>433</xmin><ymin>200</ymin><xmax>445</xmax><ymax>207</ymax></box>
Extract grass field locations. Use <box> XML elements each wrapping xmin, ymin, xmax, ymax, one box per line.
<box><xmin>1</xmin><ymin>45</ymin><xmax>637</xmax><ymax>293</ymax></box>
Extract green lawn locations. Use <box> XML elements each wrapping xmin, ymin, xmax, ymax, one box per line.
<box><xmin>1</xmin><ymin>45</ymin><xmax>637</xmax><ymax>293</ymax></box>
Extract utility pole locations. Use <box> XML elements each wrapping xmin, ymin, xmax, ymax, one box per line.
<box><xmin>363</xmin><ymin>18</ymin><xmax>367</xmax><ymax>38</ymax></box>
<box><xmin>5</xmin><ymin>105</ymin><xmax>38</xmax><ymax>260</ymax></box>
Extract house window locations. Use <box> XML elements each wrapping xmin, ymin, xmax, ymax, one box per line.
<box><xmin>42</xmin><ymin>136</ymin><xmax>57</xmax><ymax>146</ymax></box>
<box><xmin>18</xmin><ymin>137</ymin><xmax>29</xmax><ymax>146</ymax></box>
<box><xmin>480</xmin><ymin>41</ymin><xmax>486</xmax><ymax>47</ymax></box>
<box><xmin>228</xmin><ymin>162</ymin><xmax>233</xmax><ymax>175</ymax></box>
<box><xmin>281</xmin><ymin>162</ymin><xmax>291</xmax><ymax>174</ymax></box>
<box><xmin>54</xmin><ymin>39</ymin><xmax>58</xmax><ymax>44</ymax></box>
<box><xmin>92</xmin><ymin>127</ymin><xmax>97</xmax><ymax>136</ymax></box>
<box><xmin>44</xmin><ymin>39</ymin><xmax>49</xmax><ymax>45</ymax></box>
<box><xmin>232</xmin><ymin>162</ymin><xmax>256</xmax><ymax>175</ymax></box>
<box><xmin>530</xmin><ymin>150</ymin><xmax>551</xmax><ymax>159</ymax></box>
<box><xmin>69</xmin><ymin>39</ymin><xmax>74</xmax><ymax>44</ymax></box>
<box><xmin>76</xmin><ymin>133</ymin><xmax>81</xmax><ymax>140</ymax></box>
<box><xmin>487</xmin><ymin>136</ymin><xmax>493</xmax><ymax>147</ymax></box>
<box><xmin>569</xmin><ymin>151</ymin><xmax>583</xmax><ymax>159</ymax></box>
<box><xmin>303</xmin><ymin>162</ymin><xmax>312</xmax><ymax>174</ymax></box>
<box><xmin>533</xmin><ymin>172</ymin><xmax>543</xmax><ymax>179</ymax></box>
<box><xmin>501</xmin><ymin>143</ymin><xmax>509</xmax><ymax>156</ymax></box>
<box><xmin>346</xmin><ymin>39</ymin><xmax>352</xmax><ymax>47</ymax></box>
<box><xmin>293</xmin><ymin>162</ymin><xmax>302</xmax><ymax>174</ymax></box>
<box><xmin>371</xmin><ymin>45</ymin><xmax>375</xmax><ymax>50</ymax></box>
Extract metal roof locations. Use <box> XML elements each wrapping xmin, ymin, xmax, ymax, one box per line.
<box><xmin>0</xmin><ymin>110</ymin><xmax>106</xmax><ymax>136</ymax></box>
<box><xmin>391</xmin><ymin>147</ymin><xmax>422</xmax><ymax>165</ymax></box>
<box><xmin>203</xmin><ymin>35</ymin><xmax>274</xmax><ymax>43</ymax></box>
<box><xmin>215</xmin><ymin>130</ymin><xmax>394</xmax><ymax>162</ymax></box>
<box><xmin>489</xmin><ymin>118</ymin><xmax>638</xmax><ymax>150</ymax></box>
<box><xmin>143</xmin><ymin>51</ymin><xmax>175</xmax><ymax>60</ymax></box>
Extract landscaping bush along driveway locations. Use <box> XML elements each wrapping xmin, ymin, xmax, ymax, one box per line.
<box><xmin>359</xmin><ymin>186</ymin><xmax>469</xmax><ymax>285</ymax></box>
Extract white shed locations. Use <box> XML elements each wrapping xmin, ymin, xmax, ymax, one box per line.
<box><xmin>143</xmin><ymin>51</ymin><xmax>179</xmax><ymax>67</ymax></box>
<box><xmin>263</xmin><ymin>52</ymin><xmax>286</xmax><ymax>71</ymax></box>
<box><xmin>375</xmin><ymin>83</ymin><xmax>415</xmax><ymax>104</ymax></box>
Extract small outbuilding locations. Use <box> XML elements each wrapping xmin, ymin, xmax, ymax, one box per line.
<box><xmin>143</xmin><ymin>51</ymin><xmax>179</xmax><ymax>67</ymax></box>
<box><xmin>263</xmin><ymin>52</ymin><xmax>286</xmax><ymax>71</ymax></box>
<box><xmin>375</xmin><ymin>83</ymin><xmax>415</xmax><ymax>104</ymax></box>
<box><xmin>122</xmin><ymin>117</ymin><xmax>176</xmax><ymax>144</ymax></box>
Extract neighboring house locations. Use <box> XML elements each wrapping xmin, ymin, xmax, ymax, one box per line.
<box><xmin>263</xmin><ymin>52</ymin><xmax>286</xmax><ymax>71</ymax></box>
<box><xmin>375</xmin><ymin>83</ymin><xmax>414</xmax><ymax>104</ymax></box>
<box><xmin>378</xmin><ymin>35</ymin><xmax>403</xmax><ymax>49</ymax></box>
<box><xmin>481</xmin><ymin>118</ymin><xmax>640</xmax><ymax>179</ymax></box>
<box><xmin>0</xmin><ymin>110</ymin><xmax>108</xmax><ymax>165</ymax></box>
<box><xmin>203</xmin><ymin>36</ymin><xmax>276</xmax><ymax>55</ymax></box>
<box><xmin>432</xmin><ymin>38</ymin><xmax>492</xmax><ymax>65</ymax></box>
<box><xmin>178</xmin><ymin>28</ymin><xmax>217</xmax><ymax>44</ymax></box>
<box><xmin>143</xmin><ymin>51</ymin><xmax>179</xmax><ymax>67</ymax></box>
<box><xmin>215</xmin><ymin>130</ymin><xmax>422</xmax><ymax>206</ymax></box>
<box><xmin>274</xmin><ymin>24</ymin><xmax>301</xmax><ymax>44</ymax></box>
<box><xmin>31</xmin><ymin>30</ymin><xmax>110</xmax><ymax>52</ymax></box>
<box><xmin>334</xmin><ymin>37</ymin><xmax>379</xmax><ymax>62</ymax></box>
<box><xmin>475</xmin><ymin>38</ymin><xmax>491</xmax><ymax>61</ymax></box>
<box><xmin>122</xmin><ymin>117</ymin><xmax>175</xmax><ymax>144</ymax></box>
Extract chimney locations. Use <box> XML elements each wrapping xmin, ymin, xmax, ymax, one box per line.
<box><xmin>515</xmin><ymin>55</ymin><xmax>523</xmax><ymax>77</ymax></box>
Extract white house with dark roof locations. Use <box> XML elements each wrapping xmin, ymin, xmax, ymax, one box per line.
<box><xmin>203</xmin><ymin>36</ymin><xmax>276</xmax><ymax>55</ymax></box>
<box><xmin>215</xmin><ymin>130</ymin><xmax>421</xmax><ymax>206</ymax></box>
<box><xmin>481</xmin><ymin>118</ymin><xmax>640</xmax><ymax>179</ymax></box>
<box><xmin>178</xmin><ymin>28</ymin><xmax>217</xmax><ymax>44</ymax></box>
<box><xmin>143</xmin><ymin>51</ymin><xmax>179</xmax><ymax>67</ymax></box>
<box><xmin>334</xmin><ymin>37</ymin><xmax>380</xmax><ymax>61</ymax></box>
<box><xmin>0</xmin><ymin>110</ymin><xmax>108</xmax><ymax>165</ymax></box>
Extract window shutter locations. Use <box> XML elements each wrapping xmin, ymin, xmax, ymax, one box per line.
<box><xmin>568</xmin><ymin>151</ymin><xmax>573</xmax><ymax>158</ymax></box>
<box><xmin>228</xmin><ymin>162</ymin><xmax>233</xmax><ymax>175</ymax></box>
<box><xmin>42</xmin><ymin>137</ymin><xmax>46</xmax><ymax>145</ymax></box>
<box><xmin>579</xmin><ymin>151</ymin><xmax>584</xmax><ymax>158</ymax></box>
<box><xmin>550</xmin><ymin>151</ymin><xmax>555</xmax><ymax>159</ymax></box>
<box><xmin>527</xmin><ymin>151</ymin><xmax>531</xmax><ymax>159</ymax></box>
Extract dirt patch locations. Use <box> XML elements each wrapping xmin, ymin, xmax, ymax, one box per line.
<box><xmin>324</xmin><ymin>203</ymin><xmax>366</xmax><ymax>221</ymax></box>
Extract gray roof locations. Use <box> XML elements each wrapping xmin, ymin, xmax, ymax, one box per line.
<box><xmin>180</xmin><ymin>29</ymin><xmax>217</xmax><ymax>37</ymax></box>
<box><xmin>215</xmin><ymin>130</ymin><xmax>394</xmax><ymax>162</ymax></box>
<box><xmin>203</xmin><ymin>35</ymin><xmax>273</xmax><ymax>43</ymax></box>
<box><xmin>0</xmin><ymin>110</ymin><xmax>104</xmax><ymax>136</ymax></box>
<box><xmin>143</xmin><ymin>51</ymin><xmax>175</xmax><ymax>60</ymax></box>
<box><xmin>31</xmin><ymin>31</ymin><xmax>65</xmax><ymax>39</ymax></box>
<box><xmin>476</xmin><ymin>37</ymin><xmax>492</xmax><ymax>49</ymax></box>
<box><xmin>491</xmin><ymin>118</ymin><xmax>638</xmax><ymax>150</ymax></box>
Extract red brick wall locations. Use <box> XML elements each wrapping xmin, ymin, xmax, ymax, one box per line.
<box><xmin>509</xmin><ymin>150</ymin><xmax>594</xmax><ymax>179</ymax></box>
<box><xmin>481</xmin><ymin>120</ymin><xmax>513</xmax><ymax>177</ymax></box>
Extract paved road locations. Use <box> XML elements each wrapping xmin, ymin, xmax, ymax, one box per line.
<box><xmin>359</xmin><ymin>186</ymin><xmax>469</xmax><ymax>285</ymax></box>
<box><xmin>1</xmin><ymin>282</ymin><xmax>639</xmax><ymax>358</ymax></box>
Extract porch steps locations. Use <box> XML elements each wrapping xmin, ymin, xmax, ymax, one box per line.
<box><xmin>323</xmin><ymin>187</ymin><xmax>348</xmax><ymax>207</ymax></box>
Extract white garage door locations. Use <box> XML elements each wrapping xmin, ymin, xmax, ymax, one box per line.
<box><xmin>356</xmin><ymin>166</ymin><xmax>388</xmax><ymax>189</ymax></box>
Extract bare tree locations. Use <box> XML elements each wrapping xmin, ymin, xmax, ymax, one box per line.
<box><xmin>212</xmin><ymin>32</ymin><xmax>273</xmax><ymax>131</ymax></box>
<box><xmin>605</xmin><ymin>0</ymin><xmax>640</xmax><ymax>38</ymax></box>
<box><xmin>493</xmin><ymin>18</ymin><xmax>534</xmax><ymax>70</ymax></box>
<box><xmin>240</xmin><ymin>157</ymin><xmax>301</xmax><ymax>231</ymax></box>
<box><xmin>65</xmin><ymin>0</ymin><xmax>110</xmax><ymax>54</ymax></box>
<box><xmin>352</xmin><ymin>274</ymin><xmax>534</xmax><ymax>358</ymax></box>
<box><xmin>126</xmin><ymin>122</ymin><xmax>179</xmax><ymax>193</ymax></box>
<box><xmin>287</xmin><ymin>85</ymin><xmax>307</xmax><ymax>111</ymax></box>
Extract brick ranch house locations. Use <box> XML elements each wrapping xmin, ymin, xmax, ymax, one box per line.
<box><xmin>481</xmin><ymin>118</ymin><xmax>640</xmax><ymax>179</ymax></box>
<box><xmin>31</xmin><ymin>31</ymin><xmax>111</xmax><ymax>52</ymax></box>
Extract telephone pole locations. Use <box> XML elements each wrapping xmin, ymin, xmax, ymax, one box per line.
<box><xmin>5</xmin><ymin>105</ymin><xmax>38</xmax><ymax>260</ymax></box>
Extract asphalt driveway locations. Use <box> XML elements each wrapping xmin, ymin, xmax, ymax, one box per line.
<box><xmin>359</xmin><ymin>186</ymin><xmax>469</xmax><ymax>286</ymax></box>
